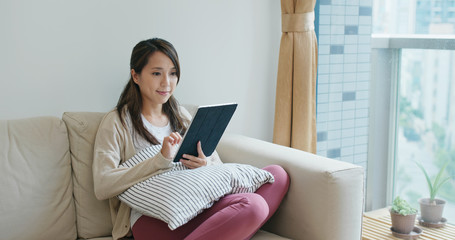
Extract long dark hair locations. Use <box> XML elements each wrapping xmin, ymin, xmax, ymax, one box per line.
<box><xmin>116</xmin><ymin>38</ymin><xmax>188</xmax><ymax>145</ymax></box>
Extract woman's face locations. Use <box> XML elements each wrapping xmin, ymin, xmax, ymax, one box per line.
<box><xmin>132</xmin><ymin>51</ymin><xmax>178</xmax><ymax>108</ymax></box>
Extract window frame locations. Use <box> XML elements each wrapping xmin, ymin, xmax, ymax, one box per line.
<box><xmin>367</xmin><ymin>34</ymin><xmax>455</xmax><ymax>211</ymax></box>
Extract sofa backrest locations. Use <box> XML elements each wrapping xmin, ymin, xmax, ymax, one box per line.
<box><xmin>0</xmin><ymin>117</ymin><xmax>77</xmax><ymax>240</ymax></box>
<box><xmin>62</xmin><ymin>112</ymin><xmax>112</xmax><ymax>239</ymax></box>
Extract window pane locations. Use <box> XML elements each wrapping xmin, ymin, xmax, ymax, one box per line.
<box><xmin>394</xmin><ymin>49</ymin><xmax>455</xmax><ymax>223</ymax></box>
<box><xmin>373</xmin><ymin>0</ymin><xmax>455</xmax><ymax>34</ymax></box>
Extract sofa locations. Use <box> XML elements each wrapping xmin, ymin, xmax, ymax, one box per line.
<box><xmin>0</xmin><ymin>111</ymin><xmax>364</xmax><ymax>240</ymax></box>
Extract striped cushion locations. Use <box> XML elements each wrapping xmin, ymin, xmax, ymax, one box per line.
<box><xmin>118</xmin><ymin>146</ymin><xmax>274</xmax><ymax>230</ymax></box>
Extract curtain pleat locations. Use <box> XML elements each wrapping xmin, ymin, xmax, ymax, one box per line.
<box><xmin>273</xmin><ymin>0</ymin><xmax>317</xmax><ymax>153</ymax></box>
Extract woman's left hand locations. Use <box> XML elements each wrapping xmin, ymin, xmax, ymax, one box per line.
<box><xmin>180</xmin><ymin>141</ymin><xmax>207</xmax><ymax>169</ymax></box>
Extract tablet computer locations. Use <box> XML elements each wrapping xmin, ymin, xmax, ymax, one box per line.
<box><xmin>173</xmin><ymin>103</ymin><xmax>237</xmax><ymax>162</ymax></box>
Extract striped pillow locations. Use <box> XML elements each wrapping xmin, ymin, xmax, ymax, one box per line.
<box><xmin>118</xmin><ymin>146</ymin><xmax>274</xmax><ymax>230</ymax></box>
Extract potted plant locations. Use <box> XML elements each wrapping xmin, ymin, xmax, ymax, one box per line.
<box><xmin>390</xmin><ymin>196</ymin><xmax>418</xmax><ymax>234</ymax></box>
<box><xmin>415</xmin><ymin>159</ymin><xmax>452</xmax><ymax>223</ymax></box>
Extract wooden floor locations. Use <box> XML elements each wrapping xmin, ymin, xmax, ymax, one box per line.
<box><xmin>362</xmin><ymin>208</ymin><xmax>455</xmax><ymax>240</ymax></box>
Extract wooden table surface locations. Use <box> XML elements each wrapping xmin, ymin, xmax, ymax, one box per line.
<box><xmin>362</xmin><ymin>208</ymin><xmax>455</xmax><ymax>239</ymax></box>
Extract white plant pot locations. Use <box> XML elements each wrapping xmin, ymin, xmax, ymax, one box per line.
<box><xmin>419</xmin><ymin>198</ymin><xmax>446</xmax><ymax>223</ymax></box>
<box><xmin>390</xmin><ymin>210</ymin><xmax>416</xmax><ymax>234</ymax></box>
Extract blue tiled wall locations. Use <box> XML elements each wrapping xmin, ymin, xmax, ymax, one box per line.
<box><xmin>316</xmin><ymin>0</ymin><xmax>372</xmax><ymax>171</ymax></box>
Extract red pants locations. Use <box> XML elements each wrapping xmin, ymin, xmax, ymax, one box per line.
<box><xmin>132</xmin><ymin>165</ymin><xmax>290</xmax><ymax>240</ymax></box>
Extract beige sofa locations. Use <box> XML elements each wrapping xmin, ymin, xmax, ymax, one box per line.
<box><xmin>0</xmin><ymin>112</ymin><xmax>364</xmax><ymax>240</ymax></box>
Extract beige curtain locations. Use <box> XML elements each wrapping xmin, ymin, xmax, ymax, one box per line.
<box><xmin>273</xmin><ymin>0</ymin><xmax>317</xmax><ymax>153</ymax></box>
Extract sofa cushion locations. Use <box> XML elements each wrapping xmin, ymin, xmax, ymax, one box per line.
<box><xmin>0</xmin><ymin>117</ymin><xmax>76</xmax><ymax>240</ymax></box>
<box><xmin>251</xmin><ymin>230</ymin><xmax>292</xmax><ymax>240</ymax></box>
<box><xmin>76</xmin><ymin>230</ymin><xmax>289</xmax><ymax>240</ymax></box>
<box><xmin>63</xmin><ymin>112</ymin><xmax>112</xmax><ymax>238</ymax></box>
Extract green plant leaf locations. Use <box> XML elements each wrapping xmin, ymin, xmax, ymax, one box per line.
<box><xmin>433</xmin><ymin>176</ymin><xmax>451</xmax><ymax>197</ymax></box>
<box><xmin>391</xmin><ymin>196</ymin><xmax>417</xmax><ymax>216</ymax></box>
<box><xmin>415</xmin><ymin>160</ymin><xmax>435</xmax><ymax>199</ymax></box>
<box><xmin>433</xmin><ymin>160</ymin><xmax>449</xmax><ymax>187</ymax></box>
<box><xmin>415</xmin><ymin>159</ymin><xmax>452</xmax><ymax>201</ymax></box>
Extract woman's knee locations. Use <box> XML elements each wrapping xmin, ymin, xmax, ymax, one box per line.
<box><xmin>263</xmin><ymin>165</ymin><xmax>290</xmax><ymax>187</ymax></box>
<box><xmin>184</xmin><ymin>194</ymin><xmax>269</xmax><ymax>240</ymax></box>
<box><xmin>236</xmin><ymin>193</ymin><xmax>269</xmax><ymax>225</ymax></box>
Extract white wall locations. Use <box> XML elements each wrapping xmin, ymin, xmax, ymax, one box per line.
<box><xmin>0</xmin><ymin>0</ymin><xmax>281</xmax><ymax>141</ymax></box>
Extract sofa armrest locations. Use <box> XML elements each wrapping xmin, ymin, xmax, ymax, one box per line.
<box><xmin>217</xmin><ymin>134</ymin><xmax>364</xmax><ymax>240</ymax></box>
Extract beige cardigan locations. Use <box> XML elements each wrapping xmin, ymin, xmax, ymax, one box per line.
<box><xmin>92</xmin><ymin>107</ymin><xmax>222</xmax><ymax>240</ymax></box>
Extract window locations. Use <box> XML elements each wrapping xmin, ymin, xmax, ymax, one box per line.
<box><xmin>435</xmin><ymin>1</ymin><xmax>443</xmax><ymax>8</ymax></box>
<box><xmin>394</xmin><ymin>49</ymin><xmax>455</xmax><ymax>222</ymax></box>
<box><xmin>370</xmin><ymin>0</ymin><xmax>455</xmax><ymax>223</ymax></box>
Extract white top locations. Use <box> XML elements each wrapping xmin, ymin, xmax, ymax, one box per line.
<box><xmin>130</xmin><ymin>114</ymin><xmax>172</xmax><ymax>227</ymax></box>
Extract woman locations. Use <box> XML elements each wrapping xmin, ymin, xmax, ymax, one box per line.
<box><xmin>93</xmin><ymin>38</ymin><xmax>289</xmax><ymax>240</ymax></box>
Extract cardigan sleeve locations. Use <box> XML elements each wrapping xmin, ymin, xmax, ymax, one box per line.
<box><xmin>92</xmin><ymin>110</ymin><xmax>173</xmax><ymax>200</ymax></box>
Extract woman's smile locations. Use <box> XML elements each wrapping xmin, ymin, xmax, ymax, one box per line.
<box><xmin>157</xmin><ymin>90</ymin><xmax>170</xmax><ymax>96</ymax></box>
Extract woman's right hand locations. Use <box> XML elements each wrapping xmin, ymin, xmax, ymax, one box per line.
<box><xmin>161</xmin><ymin>132</ymin><xmax>182</xmax><ymax>159</ymax></box>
